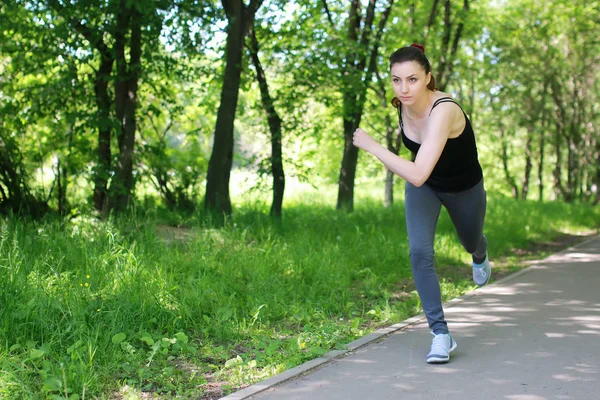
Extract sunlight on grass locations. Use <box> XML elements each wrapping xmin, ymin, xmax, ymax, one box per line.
<box><xmin>0</xmin><ymin>183</ymin><xmax>598</xmax><ymax>398</ymax></box>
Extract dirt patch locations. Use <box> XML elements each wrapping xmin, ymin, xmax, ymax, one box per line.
<box><xmin>508</xmin><ymin>231</ymin><xmax>597</xmax><ymax>258</ymax></box>
<box><xmin>198</xmin><ymin>373</ymin><xmax>245</xmax><ymax>400</ymax></box>
<box><xmin>110</xmin><ymin>361</ymin><xmax>245</xmax><ymax>400</ymax></box>
<box><xmin>390</xmin><ymin>279</ymin><xmax>416</xmax><ymax>301</ymax></box>
<box><xmin>155</xmin><ymin>225</ymin><xmax>196</xmax><ymax>244</ymax></box>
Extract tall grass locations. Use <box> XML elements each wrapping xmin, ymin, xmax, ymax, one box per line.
<box><xmin>0</xmin><ymin>190</ymin><xmax>598</xmax><ymax>398</ymax></box>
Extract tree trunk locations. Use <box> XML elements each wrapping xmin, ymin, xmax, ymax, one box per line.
<box><xmin>374</xmin><ymin>68</ymin><xmax>402</xmax><ymax>207</ymax></box>
<box><xmin>537</xmin><ymin>82</ymin><xmax>550</xmax><ymax>202</ymax></box>
<box><xmin>565</xmin><ymin>81</ymin><xmax>580</xmax><ymax>202</ymax></box>
<box><xmin>538</xmin><ymin>119</ymin><xmax>546</xmax><ymax>201</ymax></box>
<box><xmin>521</xmin><ymin>133</ymin><xmax>532</xmax><ymax>200</ymax></box>
<box><xmin>594</xmin><ymin>145</ymin><xmax>600</xmax><ymax>205</ymax></box>
<box><xmin>383</xmin><ymin>109</ymin><xmax>401</xmax><ymax>208</ymax></box>
<box><xmin>491</xmin><ymin>97</ymin><xmax>519</xmax><ymax>198</ymax></box>
<box><xmin>550</xmin><ymin>76</ymin><xmax>570</xmax><ymax>201</ymax></box>
<box><xmin>108</xmin><ymin>2</ymin><xmax>142</xmax><ymax>213</ymax></box>
<box><xmin>248</xmin><ymin>28</ymin><xmax>285</xmax><ymax>218</ymax></box>
<box><xmin>552</xmin><ymin>119</ymin><xmax>565</xmax><ymax>200</ymax></box>
<box><xmin>566</xmin><ymin>138</ymin><xmax>575</xmax><ymax>202</ymax></box>
<box><xmin>93</xmin><ymin>54</ymin><xmax>114</xmax><ymax>212</ymax></box>
<box><xmin>158</xmin><ymin>172</ymin><xmax>177</xmax><ymax>210</ymax></box>
<box><xmin>338</xmin><ymin>122</ymin><xmax>361</xmax><ymax>211</ymax></box>
<box><xmin>56</xmin><ymin>159</ymin><xmax>66</xmax><ymax>215</ymax></box>
<box><xmin>205</xmin><ymin>0</ymin><xmax>261</xmax><ymax>215</ymax></box>
<box><xmin>500</xmin><ymin>126</ymin><xmax>519</xmax><ymax>199</ymax></box>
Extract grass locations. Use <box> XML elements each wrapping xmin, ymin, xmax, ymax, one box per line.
<box><xmin>0</xmin><ymin>184</ymin><xmax>599</xmax><ymax>399</ymax></box>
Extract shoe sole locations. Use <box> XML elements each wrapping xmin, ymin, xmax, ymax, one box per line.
<box><xmin>426</xmin><ymin>339</ymin><xmax>458</xmax><ymax>364</ymax></box>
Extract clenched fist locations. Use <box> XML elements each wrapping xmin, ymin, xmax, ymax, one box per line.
<box><xmin>353</xmin><ymin>128</ymin><xmax>379</xmax><ymax>153</ymax></box>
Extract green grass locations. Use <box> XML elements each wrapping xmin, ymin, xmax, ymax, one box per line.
<box><xmin>0</xmin><ymin>188</ymin><xmax>599</xmax><ymax>399</ymax></box>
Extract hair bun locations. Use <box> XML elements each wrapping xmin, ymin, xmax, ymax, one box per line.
<box><xmin>410</xmin><ymin>43</ymin><xmax>425</xmax><ymax>54</ymax></box>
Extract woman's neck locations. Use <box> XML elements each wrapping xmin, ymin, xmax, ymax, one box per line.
<box><xmin>404</xmin><ymin>91</ymin><xmax>433</xmax><ymax>120</ymax></box>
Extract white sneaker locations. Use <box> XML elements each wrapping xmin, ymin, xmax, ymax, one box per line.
<box><xmin>473</xmin><ymin>255</ymin><xmax>491</xmax><ymax>286</ymax></box>
<box><xmin>426</xmin><ymin>333</ymin><xmax>457</xmax><ymax>364</ymax></box>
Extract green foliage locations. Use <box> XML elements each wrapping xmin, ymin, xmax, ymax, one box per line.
<box><xmin>2</xmin><ymin>0</ymin><xmax>598</xmax><ymax>215</ymax></box>
<box><xmin>477</xmin><ymin>0</ymin><xmax>599</xmax><ymax>201</ymax></box>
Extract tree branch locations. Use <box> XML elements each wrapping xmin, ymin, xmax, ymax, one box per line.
<box><xmin>243</xmin><ymin>0</ymin><xmax>264</xmax><ymax>36</ymax></box>
<box><xmin>321</xmin><ymin>0</ymin><xmax>335</xmax><ymax>27</ymax></box>
<box><xmin>360</xmin><ymin>0</ymin><xmax>394</xmax><ymax>97</ymax></box>
<box><xmin>444</xmin><ymin>0</ymin><xmax>469</xmax><ymax>86</ymax></box>
<box><xmin>248</xmin><ymin>0</ymin><xmax>264</xmax><ymax>13</ymax></box>
<box><xmin>359</xmin><ymin>0</ymin><xmax>377</xmax><ymax>49</ymax></box>
<box><xmin>423</xmin><ymin>0</ymin><xmax>440</xmax><ymax>46</ymax></box>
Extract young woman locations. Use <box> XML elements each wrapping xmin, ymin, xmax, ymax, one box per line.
<box><xmin>353</xmin><ymin>44</ymin><xmax>491</xmax><ymax>364</ymax></box>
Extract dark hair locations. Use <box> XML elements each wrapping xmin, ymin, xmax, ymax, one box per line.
<box><xmin>389</xmin><ymin>44</ymin><xmax>437</xmax><ymax>92</ymax></box>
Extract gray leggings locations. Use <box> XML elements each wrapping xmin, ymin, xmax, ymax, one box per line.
<box><xmin>405</xmin><ymin>179</ymin><xmax>487</xmax><ymax>335</ymax></box>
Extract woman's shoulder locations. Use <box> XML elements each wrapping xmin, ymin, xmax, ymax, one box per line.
<box><xmin>429</xmin><ymin>92</ymin><xmax>463</xmax><ymax>115</ymax></box>
<box><xmin>432</xmin><ymin>91</ymin><xmax>458</xmax><ymax>103</ymax></box>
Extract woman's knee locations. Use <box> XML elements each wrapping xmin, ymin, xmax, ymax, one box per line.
<box><xmin>409</xmin><ymin>245</ymin><xmax>435</xmax><ymax>266</ymax></box>
<box><xmin>463</xmin><ymin>235</ymin><xmax>486</xmax><ymax>254</ymax></box>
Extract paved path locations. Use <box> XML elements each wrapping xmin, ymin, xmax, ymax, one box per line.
<box><xmin>223</xmin><ymin>236</ymin><xmax>600</xmax><ymax>400</ymax></box>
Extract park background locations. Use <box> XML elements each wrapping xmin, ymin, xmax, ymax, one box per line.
<box><xmin>1</xmin><ymin>0</ymin><xmax>599</xmax><ymax>398</ymax></box>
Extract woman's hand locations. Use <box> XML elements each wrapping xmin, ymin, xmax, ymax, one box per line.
<box><xmin>353</xmin><ymin>128</ymin><xmax>380</xmax><ymax>153</ymax></box>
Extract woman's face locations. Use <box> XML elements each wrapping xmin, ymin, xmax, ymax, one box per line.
<box><xmin>390</xmin><ymin>61</ymin><xmax>431</xmax><ymax>106</ymax></box>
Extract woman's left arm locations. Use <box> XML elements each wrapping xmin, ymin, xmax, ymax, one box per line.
<box><xmin>353</xmin><ymin>103</ymin><xmax>459</xmax><ymax>187</ymax></box>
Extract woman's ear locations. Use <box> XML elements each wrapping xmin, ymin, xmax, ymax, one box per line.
<box><xmin>426</xmin><ymin>72</ymin><xmax>432</xmax><ymax>86</ymax></box>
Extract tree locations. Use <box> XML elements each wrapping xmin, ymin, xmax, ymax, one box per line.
<box><xmin>45</xmin><ymin>0</ymin><xmax>117</xmax><ymax>212</ymax></box>
<box><xmin>335</xmin><ymin>0</ymin><xmax>395</xmax><ymax>211</ymax></box>
<box><xmin>204</xmin><ymin>0</ymin><xmax>263</xmax><ymax>216</ymax></box>
<box><xmin>107</xmin><ymin>0</ymin><xmax>144</xmax><ymax>212</ymax></box>
<box><xmin>247</xmin><ymin>25</ymin><xmax>285</xmax><ymax>217</ymax></box>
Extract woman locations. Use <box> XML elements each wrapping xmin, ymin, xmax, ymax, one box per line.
<box><xmin>353</xmin><ymin>44</ymin><xmax>491</xmax><ymax>364</ymax></box>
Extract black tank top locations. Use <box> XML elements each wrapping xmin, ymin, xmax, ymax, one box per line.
<box><xmin>400</xmin><ymin>97</ymin><xmax>483</xmax><ymax>192</ymax></box>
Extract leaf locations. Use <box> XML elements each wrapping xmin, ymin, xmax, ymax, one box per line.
<box><xmin>174</xmin><ymin>332</ymin><xmax>188</xmax><ymax>344</ymax></box>
<box><xmin>42</xmin><ymin>378</ymin><xmax>62</xmax><ymax>392</ymax></box>
<box><xmin>112</xmin><ymin>333</ymin><xmax>127</xmax><ymax>344</ymax></box>
<box><xmin>29</xmin><ymin>348</ymin><xmax>46</xmax><ymax>359</ymax></box>
<box><xmin>139</xmin><ymin>333</ymin><xmax>154</xmax><ymax>346</ymax></box>
<box><xmin>224</xmin><ymin>355</ymin><xmax>243</xmax><ymax>368</ymax></box>
<box><xmin>67</xmin><ymin>340</ymin><xmax>85</xmax><ymax>354</ymax></box>
<box><xmin>9</xmin><ymin>344</ymin><xmax>22</xmax><ymax>352</ymax></box>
